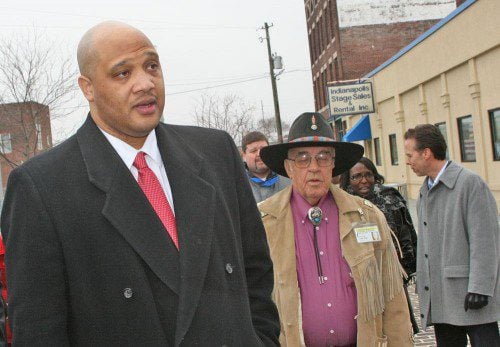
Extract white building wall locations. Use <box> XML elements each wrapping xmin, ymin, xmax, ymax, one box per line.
<box><xmin>337</xmin><ymin>0</ymin><xmax>456</xmax><ymax>28</ymax></box>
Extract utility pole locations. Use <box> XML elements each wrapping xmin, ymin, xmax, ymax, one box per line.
<box><xmin>261</xmin><ymin>22</ymin><xmax>283</xmax><ymax>143</ymax></box>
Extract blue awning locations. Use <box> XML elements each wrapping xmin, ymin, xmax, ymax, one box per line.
<box><xmin>342</xmin><ymin>115</ymin><xmax>371</xmax><ymax>142</ymax></box>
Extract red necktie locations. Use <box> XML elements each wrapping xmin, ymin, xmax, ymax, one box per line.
<box><xmin>133</xmin><ymin>151</ymin><xmax>179</xmax><ymax>249</ymax></box>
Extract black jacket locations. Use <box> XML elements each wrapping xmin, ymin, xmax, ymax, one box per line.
<box><xmin>1</xmin><ymin>116</ymin><xmax>280</xmax><ymax>346</ymax></box>
<box><xmin>346</xmin><ymin>184</ymin><xmax>417</xmax><ymax>277</ymax></box>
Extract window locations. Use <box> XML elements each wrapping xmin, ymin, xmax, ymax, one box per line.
<box><xmin>329</xmin><ymin>0</ymin><xmax>337</xmax><ymax>38</ymax></box>
<box><xmin>314</xmin><ymin>79</ymin><xmax>319</xmax><ymax>110</ymax></box>
<box><xmin>333</xmin><ymin>58</ymin><xmax>339</xmax><ymax>81</ymax></box>
<box><xmin>389</xmin><ymin>134</ymin><xmax>398</xmax><ymax>165</ymax></box>
<box><xmin>326</xmin><ymin>1</ymin><xmax>332</xmax><ymax>41</ymax></box>
<box><xmin>333</xmin><ymin>118</ymin><xmax>345</xmax><ymax>141</ymax></box>
<box><xmin>435</xmin><ymin>122</ymin><xmax>449</xmax><ymax>159</ymax></box>
<box><xmin>322</xmin><ymin>14</ymin><xmax>327</xmax><ymax>47</ymax></box>
<box><xmin>321</xmin><ymin>70</ymin><xmax>327</xmax><ymax>108</ymax></box>
<box><xmin>319</xmin><ymin>15</ymin><xmax>324</xmax><ymax>52</ymax></box>
<box><xmin>374</xmin><ymin>137</ymin><xmax>381</xmax><ymax>166</ymax></box>
<box><xmin>489</xmin><ymin>108</ymin><xmax>500</xmax><ymax>161</ymax></box>
<box><xmin>457</xmin><ymin>116</ymin><xmax>476</xmax><ymax>162</ymax></box>
<box><xmin>0</xmin><ymin>133</ymin><xmax>12</xmax><ymax>154</ymax></box>
<box><xmin>308</xmin><ymin>33</ymin><xmax>314</xmax><ymax>63</ymax></box>
<box><xmin>36</xmin><ymin>123</ymin><xmax>43</xmax><ymax>150</ymax></box>
<box><xmin>315</xmin><ymin>29</ymin><xmax>319</xmax><ymax>62</ymax></box>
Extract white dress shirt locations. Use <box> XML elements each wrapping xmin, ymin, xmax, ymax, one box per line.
<box><xmin>427</xmin><ymin>160</ymin><xmax>449</xmax><ymax>190</ymax></box>
<box><xmin>99</xmin><ymin>128</ymin><xmax>175</xmax><ymax>215</ymax></box>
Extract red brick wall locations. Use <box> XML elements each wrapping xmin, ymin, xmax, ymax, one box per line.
<box><xmin>339</xmin><ymin>19</ymin><xmax>439</xmax><ymax>80</ymax></box>
<box><xmin>0</xmin><ymin>102</ymin><xmax>52</xmax><ymax>190</ymax></box>
<box><xmin>305</xmin><ymin>0</ymin><xmax>442</xmax><ymax>116</ymax></box>
<box><xmin>305</xmin><ymin>0</ymin><xmax>342</xmax><ymax>113</ymax></box>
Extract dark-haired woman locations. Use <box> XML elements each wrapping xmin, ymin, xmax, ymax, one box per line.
<box><xmin>340</xmin><ymin>157</ymin><xmax>419</xmax><ymax>334</ymax></box>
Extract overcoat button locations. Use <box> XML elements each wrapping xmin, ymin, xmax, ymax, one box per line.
<box><xmin>424</xmin><ymin>286</ymin><xmax>429</xmax><ymax>291</ymax></box>
<box><xmin>423</xmin><ymin>222</ymin><xmax>427</xmax><ymax>226</ymax></box>
<box><xmin>225</xmin><ymin>263</ymin><xmax>233</xmax><ymax>274</ymax></box>
<box><xmin>425</xmin><ymin>254</ymin><xmax>428</xmax><ymax>258</ymax></box>
<box><xmin>420</xmin><ymin>314</ymin><xmax>424</xmax><ymax>318</ymax></box>
<box><xmin>123</xmin><ymin>287</ymin><xmax>133</xmax><ymax>299</ymax></box>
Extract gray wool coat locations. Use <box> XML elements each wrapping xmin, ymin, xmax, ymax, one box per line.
<box><xmin>416</xmin><ymin>161</ymin><xmax>500</xmax><ymax>328</ymax></box>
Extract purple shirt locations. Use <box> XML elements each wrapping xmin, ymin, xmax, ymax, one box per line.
<box><xmin>291</xmin><ymin>190</ymin><xmax>357</xmax><ymax>347</ymax></box>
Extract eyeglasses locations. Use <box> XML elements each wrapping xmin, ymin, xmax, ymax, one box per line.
<box><xmin>286</xmin><ymin>152</ymin><xmax>335</xmax><ymax>168</ymax></box>
<box><xmin>350</xmin><ymin>172</ymin><xmax>374</xmax><ymax>181</ymax></box>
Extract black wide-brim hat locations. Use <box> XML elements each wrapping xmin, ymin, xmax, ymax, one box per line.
<box><xmin>260</xmin><ymin>112</ymin><xmax>364</xmax><ymax>177</ymax></box>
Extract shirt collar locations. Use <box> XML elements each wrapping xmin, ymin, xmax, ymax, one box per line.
<box><xmin>290</xmin><ymin>188</ymin><xmax>332</xmax><ymax>219</ymax></box>
<box><xmin>99</xmin><ymin>128</ymin><xmax>161</xmax><ymax>169</ymax></box>
<box><xmin>428</xmin><ymin>160</ymin><xmax>449</xmax><ymax>189</ymax></box>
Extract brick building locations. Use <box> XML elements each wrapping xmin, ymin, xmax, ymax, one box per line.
<box><xmin>0</xmin><ymin>102</ymin><xmax>52</xmax><ymax>199</ymax></box>
<box><xmin>304</xmin><ymin>0</ymin><xmax>460</xmax><ymax>138</ymax></box>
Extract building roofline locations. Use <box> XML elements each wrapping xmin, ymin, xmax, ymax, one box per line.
<box><xmin>0</xmin><ymin>101</ymin><xmax>48</xmax><ymax>108</ymax></box>
<box><xmin>364</xmin><ymin>0</ymin><xmax>476</xmax><ymax>78</ymax></box>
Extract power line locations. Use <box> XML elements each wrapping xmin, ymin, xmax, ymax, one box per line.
<box><xmin>167</xmin><ymin>68</ymin><xmax>309</xmax><ymax>84</ymax></box>
<box><xmin>168</xmin><ymin>73</ymin><xmax>268</xmax><ymax>86</ymax></box>
<box><xmin>167</xmin><ymin>76</ymin><xmax>267</xmax><ymax>95</ymax></box>
<box><xmin>167</xmin><ymin>69</ymin><xmax>310</xmax><ymax>96</ymax></box>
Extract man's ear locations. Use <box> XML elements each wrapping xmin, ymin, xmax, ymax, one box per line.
<box><xmin>423</xmin><ymin>148</ymin><xmax>433</xmax><ymax>160</ymax></box>
<box><xmin>284</xmin><ymin>159</ymin><xmax>293</xmax><ymax>179</ymax></box>
<box><xmin>78</xmin><ymin>75</ymin><xmax>94</xmax><ymax>102</ymax></box>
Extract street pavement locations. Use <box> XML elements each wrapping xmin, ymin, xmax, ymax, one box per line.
<box><xmin>408</xmin><ymin>283</ymin><xmax>437</xmax><ymax>346</ymax></box>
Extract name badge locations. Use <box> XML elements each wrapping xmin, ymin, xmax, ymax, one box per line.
<box><xmin>354</xmin><ymin>223</ymin><xmax>381</xmax><ymax>243</ymax></box>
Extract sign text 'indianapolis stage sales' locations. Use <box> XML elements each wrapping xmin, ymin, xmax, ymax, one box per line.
<box><xmin>327</xmin><ymin>81</ymin><xmax>375</xmax><ymax>117</ymax></box>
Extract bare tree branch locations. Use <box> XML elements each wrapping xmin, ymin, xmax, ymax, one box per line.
<box><xmin>0</xmin><ymin>28</ymin><xmax>79</xmax><ymax>168</ymax></box>
<box><xmin>192</xmin><ymin>92</ymin><xmax>290</xmax><ymax>146</ymax></box>
<box><xmin>193</xmin><ymin>93</ymin><xmax>256</xmax><ymax>146</ymax></box>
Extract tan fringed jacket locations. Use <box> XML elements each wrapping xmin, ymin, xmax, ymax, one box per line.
<box><xmin>258</xmin><ymin>185</ymin><xmax>413</xmax><ymax>347</ymax></box>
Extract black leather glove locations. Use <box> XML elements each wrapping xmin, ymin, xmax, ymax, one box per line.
<box><xmin>464</xmin><ymin>292</ymin><xmax>489</xmax><ymax>311</ymax></box>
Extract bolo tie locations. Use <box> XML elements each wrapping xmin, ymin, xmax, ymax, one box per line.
<box><xmin>307</xmin><ymin>206</ymin><xmax>325</xmax><ymax>285</ymax></box>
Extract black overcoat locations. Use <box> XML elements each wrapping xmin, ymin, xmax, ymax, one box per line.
<box><xmin>1</xmin><ymin>116</ymin><xmax>280</xmax><ymax>346</ymax></box>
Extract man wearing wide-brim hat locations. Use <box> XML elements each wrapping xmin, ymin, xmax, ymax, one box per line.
<box><xmin>258</xmin><ymin>112</ymin><xmax>413</xmax><ymax>346</ymax></box>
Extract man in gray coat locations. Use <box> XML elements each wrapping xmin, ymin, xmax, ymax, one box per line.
<box><xmin>241</xmin><ymin>131</ymin><xmax>290</xmax><ymax>203</ymax></box>
<box><xmin>404</xmin><ymin>124</ymin><xmax>499</xmax><ymax>346</ymax></box>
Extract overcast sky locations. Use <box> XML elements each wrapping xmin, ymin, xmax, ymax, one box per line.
<box><xmin>0</xmin><ymin>0</ymin><xmax>315</xmax><ymax>141</ymax></box>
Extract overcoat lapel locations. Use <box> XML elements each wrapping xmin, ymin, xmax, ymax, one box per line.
<box><xmin>76</xmin><ymin>116</ymin><xmax>180</xmax><ymax>294</ymax></box>
<box><xmin>155</xmin><ymin>124</ymin><xmax>216</xmax><ymax>345</ymax></box>
<box><xmin>77</xmin><ymin>116</ymin><xmax>217</xmax><ymax>343</ymax></box>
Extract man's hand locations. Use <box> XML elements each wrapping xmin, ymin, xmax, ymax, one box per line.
<box><xmin>464</xmin><ymin>292</ymin><xmax>489</xmax><ymax>311</ymax></box>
